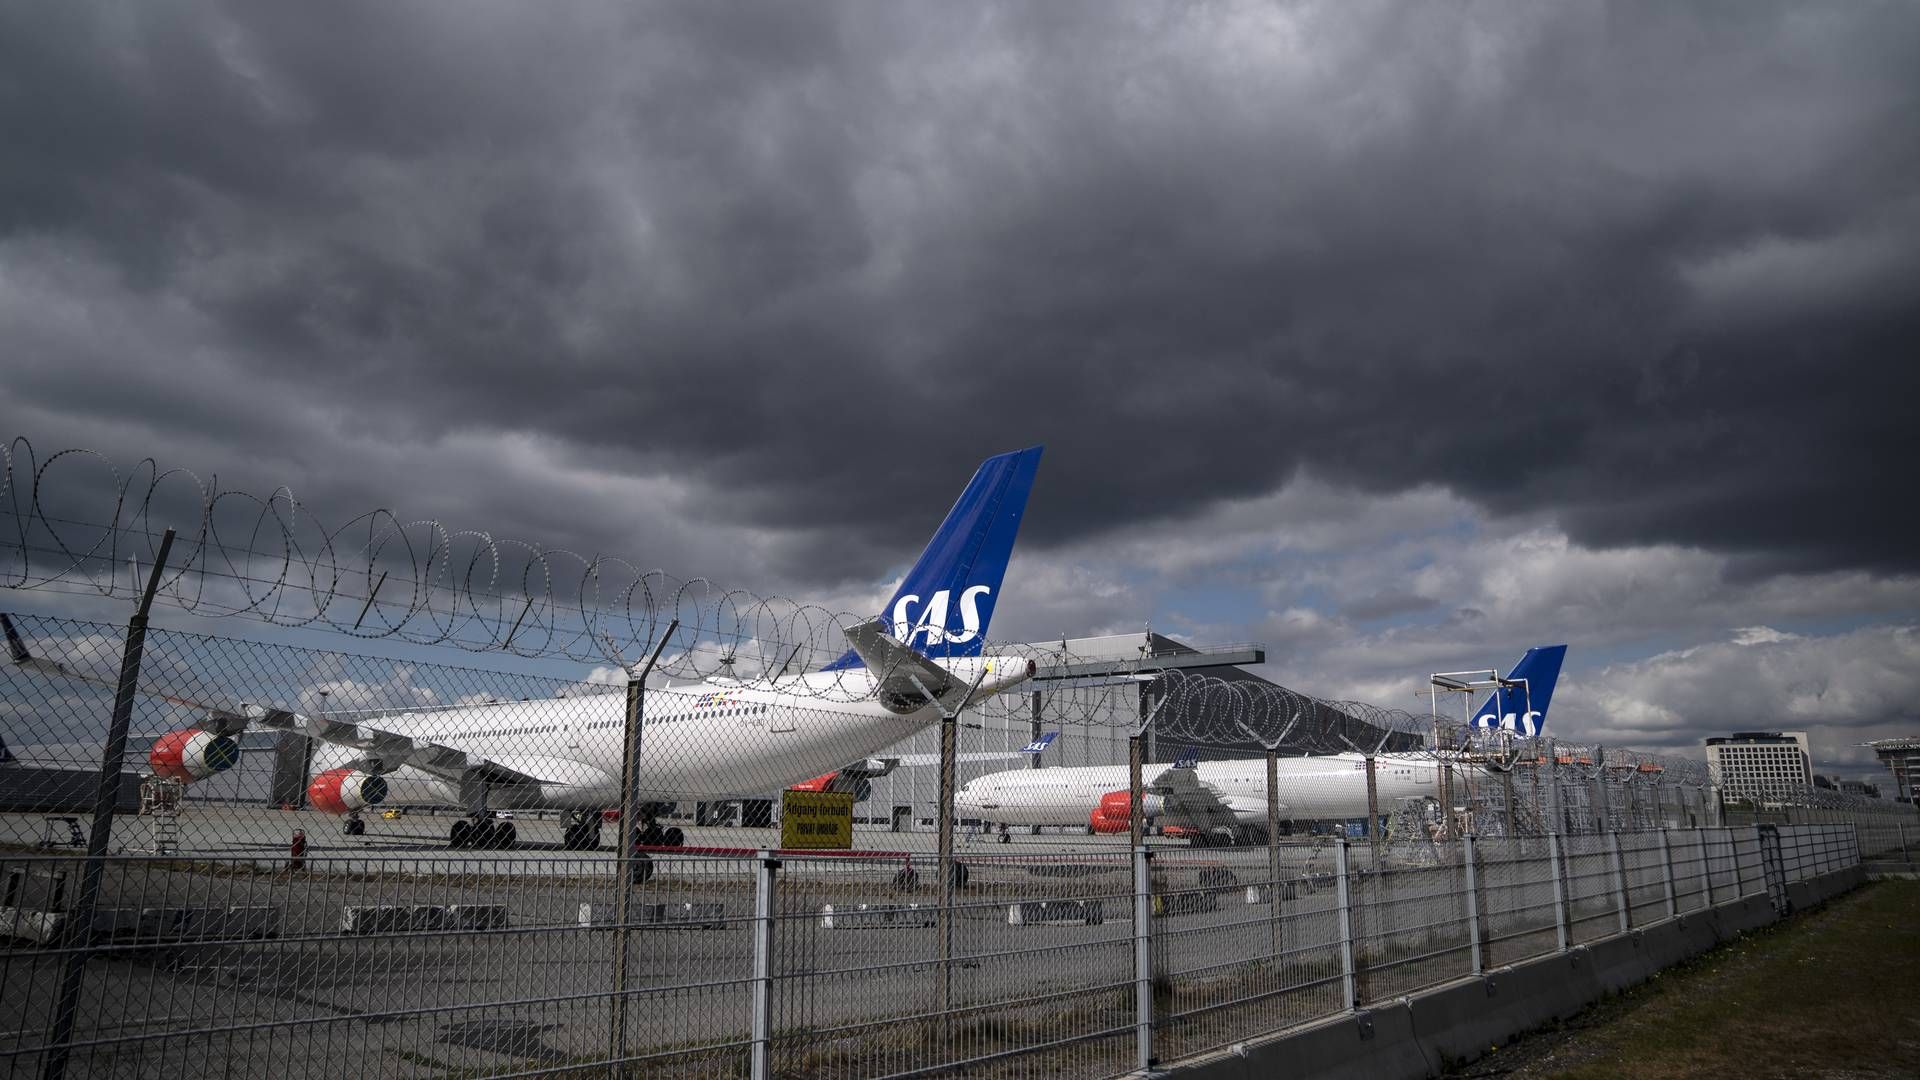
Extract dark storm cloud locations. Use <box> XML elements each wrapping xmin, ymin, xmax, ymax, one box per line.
<box><xmin>4</xmin><ymin>1</ymin><xmax>1917</xmax><ymax>589</ymax></box>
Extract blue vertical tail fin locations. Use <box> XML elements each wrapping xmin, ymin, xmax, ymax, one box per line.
<box><xmin>824</xmin><ymin>446</ymin><xmax>1043</xmax><ymax>670</ymax></box>
<box><xmin>1471</xmin><ymin>644</ymin><xmax>1567</xmax><ymax>737</ymax></box>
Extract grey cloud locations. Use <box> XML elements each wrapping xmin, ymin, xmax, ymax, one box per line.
<box><xmin>3</xmin><ymin>1</ymin><xmax>1918</xmax><ymax>594</ymax></box>
<box><xmin>1551</xmin><ymin>625</ymin><xmax>1920</xmax><ymax>773</ymax></box>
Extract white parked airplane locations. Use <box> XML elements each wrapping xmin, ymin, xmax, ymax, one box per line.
<box><xmin>953</xmin><ymin>645</ymin><xmax>1567</xmax><ymax>843</ymax></box>
<box><xmin>5</xmin><ymin>446</ymin><xmax>1045</xmax><ymax>851</ymax></box>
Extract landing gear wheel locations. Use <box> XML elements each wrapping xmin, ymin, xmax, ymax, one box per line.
<box><xmin>343</xmin><ymin>816</ymin><xmax>366</xmax><ymax>837</ymax></box>
<box><xmin>450</xmin><ymin>820</ymin><xmax>472</xmax><ymax>848</ymax></box>
<box><xmin>495</xmin><ymin>822</ymin><xmax>517</xmax><ymax>849</ymax></box>
<box><xmin>892</xmin><ymin>866</ymin><xmax>920</xmax><ymax>891</ymax></box>
<box><xmin>661</xmin><ymin>826</ymin><xmax>685</xmax><ymax>848</ymax></box>
<box><xmin>949</xmin><ymin>862</ymin><xmax>970</xmax><ymax>889</ymax></box>
<box><xmin>1198</xmin><ymin>867</ymin><xmax>1237</xmax><ymax>891</ymax></box>
<box><xmin>628</xmin><ymin>851</ymin><xmax>653</xmax><ymax>885</ymax></box>
<box><xmin>564</xmin><ymin>821</ymin><xmax>598</xmax><ymax>850</ymax></box>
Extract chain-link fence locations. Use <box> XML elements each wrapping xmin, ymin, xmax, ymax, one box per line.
<box><xmin>2</xmin><ymin>602</ymin><xmax>1906</xmax><ymax>1078</ymax></box>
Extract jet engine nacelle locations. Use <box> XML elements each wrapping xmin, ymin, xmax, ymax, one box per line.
<box><xmin>307</xmin><ymin>768</ymin><xmax>390</xmax><ymax>815</ymax></box>
<box><xmin>149</xmin><ymin>728</ymin><xmax>241</xmax><ymax>782</ymax></box>
<box><xmin>1089</xmin><ymin>790</ymin><xmax>1164</xmax><ymax>833</ymax></box>
<box><xmin>789</xmin><ymin>758</ymin><xmax>896</xmax><ymax>803</ymax></box>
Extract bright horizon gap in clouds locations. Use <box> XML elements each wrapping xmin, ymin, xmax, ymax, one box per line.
<box><xmin>2</xmin><ymin>3</ymin><xmax>1914</xmax><ymax>783</ymax></box>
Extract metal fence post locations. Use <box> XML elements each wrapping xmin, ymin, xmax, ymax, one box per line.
<box><xmin>610</xmin><ymin>620</ymin><xmax>677</xmax><ymax>1075</ymax></box>
<box><xmin>1334</xmin><ymin>838</ymin><xmax>1357</xmax><ymax>1009</ymax></box>
<box><xmin>1544</xmin><ymin>737</ymin><xmax>1562</xmax><ymax>835</ymax></box>
<box><xmin>1133</xmin><ymin>845</ymin><xmax>1155</xmax><ymax>1072</ymax></box>
<box><xmin>43</xmin><ymin>529</ymin><xmax>173</xmax><ymax>1080</ymax></box>
<box><xmin>1606</xmin><ymin>831</ymin><xmax>1630</xmax><ymax>932</ymax></box>
<box><xmin>1364</xmin><ymin>754</ymin><xmax>1380</xmax><ymax>863</ymax></box>
<box><xmin>751</xmin><ymin>851</ymin><xmax>778</xmax><ymax>1080</ymax></box>
<box><xmin>1547</xmin><ymin>832</ymin><xmax>1569</xmax><ymax>952</ymax></box>
<box><xmin>936</xmin><ymin>707</ymin><xmax>958</xmax><ymax>1020</ymax></box>
<box><xmin>1500</xmin><ymin>765</ymin><xmax>1517</xmax><ymax>839</ymax></box>
<box><xmin>1591</xmin><ymin>746</ymin><xmax>1611</xmax><ymax>834</ymax></box>
<box><xmin>1462</xmin><ymin>834</ymin><xmax>1483</xmax><ymax>974</ymax></box>
<box><xmin>1267</xmin><ymin>750</ymin><xmax>1284</xmax><ymax>962</ymax></box>
<box><xmin>1658</xmin><ymin>829</ymin><xmax>1676</xmax><ymax>919</ymax></box>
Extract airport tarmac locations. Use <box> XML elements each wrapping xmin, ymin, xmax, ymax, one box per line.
<box><xmin>17</xmin><ymin>801</ymin><xmax>1540</xmax><ymax>1077</ymax></box>
<box><xmin>0</xmin><ymin>819</ymin><xmax>1359</xmax><ymax>1078</ymax></box>
<box><xmin>2</xmin><ymin>802</ymin><xmax>1244</xmax><ymax>868</ymax></box>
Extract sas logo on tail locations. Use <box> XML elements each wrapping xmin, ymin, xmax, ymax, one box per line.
<box><xmin>891</xmin><ymin>585</ymin><xmax>991</xmax><ymax>647</ymax></box>
<box><xmin>1020</xmin><ymin>732</ymin><xmax>1058</xmax><ymax>754</ymax></box>
<box><xmin>1477</xmin><ymin>710</ymin><xmax>1544</xmax><ymax>736</ymax></box>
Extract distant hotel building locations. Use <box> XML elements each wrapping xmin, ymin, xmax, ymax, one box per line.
<box><xmin>1704</xmin><ymin>731</ymin><xmax>1812</xmax><ymax>803</ymax></box>
<box><xmin>1866</xmin><ymin>737</ymin><xmax>1920</xmax><ymax>803</ymax></box>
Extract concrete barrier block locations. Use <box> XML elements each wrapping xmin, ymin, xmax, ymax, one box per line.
<box><xmin>138</xmin><ymin>907</ymin><xmax>196</xmax><ymax>938</ymax></box>
<box><xmin>821</xmin><ymin>903</ymin><xmax>937</xmax><ymax>929</ymax></box>
<box><xmin>1244</xmin><ymin>881</ymin><xmax>1300</xmax><ymax>905</ymax></box>
<box><xmin>409</xmin><ymin>905</ymin><xmax>451</xmax><ymax>931</ymax></box>
<box><xmin>446</xmin><ymin>904</ymin><xmax>510</xmax><ymax>930</ymax></box>
<box><xmin>90</xmin><ymin>907</ymin><xmax>143</xmax><ymax>936</ymax></box>
<box><xmin>578</xmin><ymin>902</ymin><xmax>728</xmax><ymax>929</ymax></box>
<box><xmin>1008</xmin><ymin>899</ymin><xmax>1105</xmax><ymax>926</ymax></box>
<box><xmin>1154</xmin><ymin>891</ymin><xmax>1219</xmax><ymax>917</ymax></box>
<box><xmin>340</xmin><ymin>905</ymin><xmax>415</xmax><ymax>934</ymax></box>
<box><xmin>217</xmin><ymin>906</ymin><xmax>282</xmax><ymax>939</ymax></box>
<box><xmin>641</xmin><ymin>902</ymin><xmax>726</xmax><ymax>929</ymax></box>
<box><xmin>0</xmin><ymin>906</ymin><xmax>67</xmax><ymax>944</ymax></box>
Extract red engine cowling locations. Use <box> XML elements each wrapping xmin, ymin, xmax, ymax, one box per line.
<box><xmin>149</xmin><ymin>728</ymin><xmax>241</xmax><ymax>782</ymax></box>
<box><xmin>307</xmin><ymin>769</ymin><xmax>390</xmax><ymax>815</ymax></box>
<box><xmin>1089</xmin><ymin>790</ymin><xmax>1166</xmax><ymax>834</ymax></box>
<box><xmin>789</xmin><ymin>770</ymin><xmax>874</xmax><ymax>803</ymax></box>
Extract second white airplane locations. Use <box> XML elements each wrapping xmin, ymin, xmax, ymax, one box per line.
<box><xmin>953</xmin><ymin>644</ymin><xmax>1567</xmax><ymax>842</ymax></box>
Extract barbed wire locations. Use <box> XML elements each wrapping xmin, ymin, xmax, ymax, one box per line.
<box><xmin>0</xmin><ymin>438</ymin><xmax>1763</xmax><ymax>775</ymax></box>
<box><xmin>0</xmin><ymin>437</ymin><xmax>1097</xmax><ymax>696</ymax></box>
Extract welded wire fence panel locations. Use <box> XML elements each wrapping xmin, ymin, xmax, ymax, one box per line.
<box><xmin>1475</xmin><ymin>836</ymin><xmax>1561</xmax><ymax>968</ymax></box>
<box><xmin>1855</xmin><ymin>819</ymin><xmax>1906</xmax><ymax>859</ymax></box>
<box><xmin>1348</xmin><ymin>843</ymin><xmax>1472</xmax><ymax>1002</ymax></box>
<box><xmin>0</xmin><ymin>851</ymin><xmax>761</xmax><ymax>1079</ymax></box>
<box><xmin>1618</xmin><ymin>832</ymin><xmax>1667</xmax><ymax>927</ymax></box>
<box><xmin>1561</xmin><ymin>835</ymin><xmax>1619</xmax><ymax>945</ymax></box>
<box><xmin>1150</xmin><ymin>843</ymin><xmax>1345</xmax><ymax>1062</ymax></box>
<box><xmin>1776</xmin><ymin>825</ymin><xmax>1857</xmax><ymax>881</ymax></box>
<box><xmin>1735</xmin><ymin>822</ymin><xmax>1758</xmax><ymax>891</ymax></box>
<box><xmin>1671</xmin><ymin>829</ymin><xmax>1711</xmax><ymax>913</ymax></box>
<box><xmin>769</xmin><ymin>850</ymin><xmax>1138</xmax><ymax>1080</ymax></box>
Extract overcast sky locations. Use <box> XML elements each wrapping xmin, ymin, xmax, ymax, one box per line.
<box><xmin>4</xmin><ymin>2</ymin><xmax>1916</xmax><ymax>776</ymax></box>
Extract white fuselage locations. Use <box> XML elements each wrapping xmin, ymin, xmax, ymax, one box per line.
<box><xmin>312</xmin><ymin>671</ymin><xmax>950</xmax><ymax>811</ymax></box>
<box><xmin>953</xmin><ymin>754</ymin><xmax>1444</xmax><ymax>826</ymax></box>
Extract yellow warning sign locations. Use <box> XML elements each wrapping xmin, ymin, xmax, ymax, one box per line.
<box><xmin>780</xmin><ymin>790</ymin><xmax>854</xmax><ymax>850</ymax></box>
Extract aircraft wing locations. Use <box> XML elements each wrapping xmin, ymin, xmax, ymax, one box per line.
<box><xmin>236</xmin><ymin>705</ymin><xmax>545</xmax><ymax>787</ymax></box>
<box><xmin>3</xmin><ymin>615</ymin><xmax>544</xmax><ymax>788</ymax></box>
<box><xmin>1145</xmin><ymin>767</ymin><xmax>1245</xmax><ymax>835</ymax></box>
<box><xmin>890</xmin><ymin>751</ymin><xmax>1045</xmax><ymax>766</ymax></box>
<box><xmin>839</xmin><ymin>618</ymin><xmax>957</xmax><ymax>711</ymax></box>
